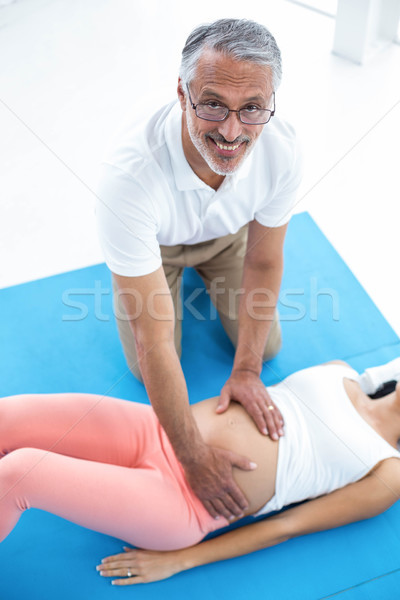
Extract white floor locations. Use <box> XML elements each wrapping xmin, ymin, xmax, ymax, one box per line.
<box><xmin>1</xmin><ymin>0</ymin><xmax>399</xmax><ymax>336</ymax></box>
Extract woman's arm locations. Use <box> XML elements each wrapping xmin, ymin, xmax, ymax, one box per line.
<box><xmin>98</xmin><ymin>459</ymin><xmax>400</xmax><ymax>585</ymax></box>
<box><xmin>177</xmin><ymin>458</ymin><xmax>400</xmax><ymax>568</ymax></box>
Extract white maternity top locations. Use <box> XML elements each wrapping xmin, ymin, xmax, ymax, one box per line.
<box><xmin>256</xmin><ymin>363</ymin><xmax>400</xmax><ymax>516</ymax></box>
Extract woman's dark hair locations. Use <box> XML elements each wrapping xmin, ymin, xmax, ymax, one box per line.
<box><xmin>369</xmin><ymin>380</ymin><xmax>397</xmax><ymax>399</ymax></box>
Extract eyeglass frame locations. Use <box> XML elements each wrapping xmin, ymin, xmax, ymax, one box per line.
<box><xmin>186</xmin><ymin>86</ymin><xmax>275</xmax><ymax>125</ymax></box>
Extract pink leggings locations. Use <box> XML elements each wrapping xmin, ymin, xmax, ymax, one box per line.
<box><xmin>0</xmin><ymin>393</ymin><xmax>226</xmax><ymax>550</ymax></box>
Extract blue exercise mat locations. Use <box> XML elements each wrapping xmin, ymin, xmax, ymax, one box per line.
<box><xmin>1</xmin><ymin>212</ymin><xmax>399</xmax><ymax>600</ymax></box>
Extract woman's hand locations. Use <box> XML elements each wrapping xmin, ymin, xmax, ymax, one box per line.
<box><xmin>96</xmin><ymin>546</ymin><xmax>184</xmax><ymax>585</ymax></box>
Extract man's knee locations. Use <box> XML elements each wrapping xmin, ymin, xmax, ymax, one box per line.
<box><xmin>126</xmin><ymin>359</ymin><xmax>144</xmax><ymax>383</ymax></box>
<box><xmin>262</xmin><ymin>318</ymin><xmax>282</xmax><ymax>361</ymax></box>
<box><xmin>219</xmin><ymin>309</ymin><xmax>282</xmax><ymax>361</ymax></box>
<box><xmin>111</xmin><ymin>275</ymin><xmax>182</xmax><ymax>382</ymax></box>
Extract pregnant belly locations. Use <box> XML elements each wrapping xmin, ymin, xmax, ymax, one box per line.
<box><xmin>191</xmin><ymin>397</ymin><xmax>279</xmax><ymax>517</ymax></box>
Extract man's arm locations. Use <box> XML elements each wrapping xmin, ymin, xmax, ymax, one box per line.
<box><xmin>218</xmin><ymin>220</ymin><xmax>287</xmax><ymax>438</ymax></box>
<box><xmin>113</xmin><ymin>267</ymin><xmax>255</xmax><ymax>520</ymax></box>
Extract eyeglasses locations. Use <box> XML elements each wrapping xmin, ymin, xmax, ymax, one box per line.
<box><xmin>187</xmin><ymin>87</ymin><xmax>275</xmax><ymax>125</ymax></box>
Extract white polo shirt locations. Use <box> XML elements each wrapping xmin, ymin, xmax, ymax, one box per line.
<box><xmin>96</xmin><ymin>100</ymin><xmax>302</xmax><ymax>277</ymax></box>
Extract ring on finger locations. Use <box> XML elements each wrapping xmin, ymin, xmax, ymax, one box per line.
<box><xmin>267</xmin><ymin>405</ymin><xmax>274</xmax><ymax>411</ymax></box>
<box><xmin>127</xmin><ymin>570</ymin><xmax>133</xmax><ymax>578</ymax></box>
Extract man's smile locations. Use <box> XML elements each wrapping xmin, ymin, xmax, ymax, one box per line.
<box><xmin>214</xmin><ymin>140</ymin><xmax>242</xmax><ymax>152</ymax></box>
<box><xmin>207</xmin><ymin>136</ymin><xmax>247</xmax><ymax>158</ymax></box>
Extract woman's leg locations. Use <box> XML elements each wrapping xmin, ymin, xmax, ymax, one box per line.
<box><xmin>0</xmin><ymin>393</ymin><xmax>212</xmax><ymax>550</ymax></box>
<box><xmin>0</xmin><ymin>392</ymin><xmax>156</xmax><ymax>466</ymax></box>
<box><xmin>0</xmin><ymin>446</ymin><xmax>205</xmax><ymax>550</ymax></box>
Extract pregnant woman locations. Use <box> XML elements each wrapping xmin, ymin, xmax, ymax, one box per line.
<box><xmin>1</xmin><ymin>358</ymin><xmax>400</xmax><ymax>585</ymax></box>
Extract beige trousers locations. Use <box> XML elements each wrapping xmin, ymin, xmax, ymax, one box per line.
<box><xmin>113</xmin><ymin>226</ymin><xmax>281</xmax><ymax>381</ymax></box>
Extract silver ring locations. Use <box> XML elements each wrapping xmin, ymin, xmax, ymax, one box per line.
<box><xmin>127</xmin><ymin>570</ymin><xmax>132</xmax><ymax>578</ymax></box>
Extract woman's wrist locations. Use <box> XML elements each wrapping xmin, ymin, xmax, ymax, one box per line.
<box><xmin>172</xmin><ymin>547</ymin><xmax>198</xmax><ymax>573</ymax></box>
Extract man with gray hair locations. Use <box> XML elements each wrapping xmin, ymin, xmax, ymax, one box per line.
<box><xmin>96</xmin><ymin>19</ymin><xmax>302</xmax><ymax>521</ymax></box>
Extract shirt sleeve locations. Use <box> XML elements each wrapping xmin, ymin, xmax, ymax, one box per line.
<box><xmin>254</xmin><ymin>127</ymin><xmax>303</xmax><ymax>228</ymax></box>
<box><xmin>95</xmin><ymin>163</ymin><xmax>162</xmax><ymax>277</ymax></box>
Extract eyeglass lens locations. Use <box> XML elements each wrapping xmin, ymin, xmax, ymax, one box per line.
<box><xmin>195</xmin><ymin>105</ymin><xmax>272</xmax><ymax>124</ymax></box>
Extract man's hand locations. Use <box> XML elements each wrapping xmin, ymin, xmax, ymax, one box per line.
<box><xmin>183</xmin><ymin>444</ymin><xmax>257</xmax><ymax>520</ymax></box>
<box><xmin>217</xmin><ymin>370</ymin><xmax>284</xmax><ymax>440</ymax></box>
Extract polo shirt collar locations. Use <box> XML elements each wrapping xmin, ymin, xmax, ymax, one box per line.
<box><xmin>165</xmin><ymin>100</ymin><xmax>253</xmax><ymax>193</ymax></box>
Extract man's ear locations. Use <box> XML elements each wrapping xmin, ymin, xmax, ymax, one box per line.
<box><xmin>177</xmin><ymin>78</ymin><xmax>187</xmax><ymax>111</ymax></box>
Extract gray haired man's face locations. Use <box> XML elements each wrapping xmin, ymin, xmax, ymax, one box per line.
<box><xmin>181</xmin><ymin>49</ymin><xmax>274</xmax><ymax>178</ymax></box>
